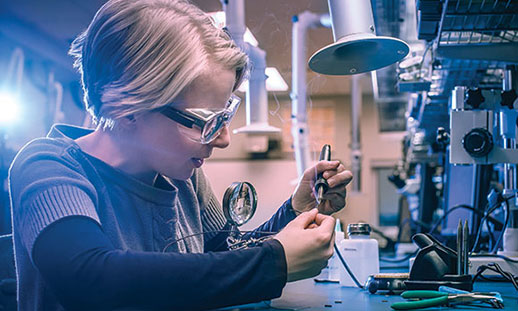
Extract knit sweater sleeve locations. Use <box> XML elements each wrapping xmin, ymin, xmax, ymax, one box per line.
<box><xmin>32</xmin><ymin>216</ymin><xmax>287</xmax><ymax>310</ymax></box>
<box><xmin>8</xmin><ymin>139</ymin><xmax>100</xmax><ymax>254</ymax></box>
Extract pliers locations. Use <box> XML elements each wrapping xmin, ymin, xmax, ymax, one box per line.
<box><xmin>390</xmin><ymin>290</ymin><xmax>504</xmax><ymax>310</ymax></box>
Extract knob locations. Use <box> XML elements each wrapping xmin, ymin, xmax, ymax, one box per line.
<box><xmin>501</xmin><ymin>89</ymin><xmax>518</xmax><ymax>109</ymax></box>
<box><xmin>465</xmin><ymin>88</ymin><xmax>485</xmax><ymax>109</ymax></box>
<box><xmin>462</xmin><ymin>128</ymin><xmax>493</xmax><ymax>157</ymax></box>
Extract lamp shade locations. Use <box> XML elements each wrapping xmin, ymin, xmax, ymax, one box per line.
<box><xmin>309</xmin><ymin>0</ymin><xmax>409</xmax><ymax>75</ymax></box>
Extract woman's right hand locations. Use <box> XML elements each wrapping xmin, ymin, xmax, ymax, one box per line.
<box><xmin>274</xmin><ymin>209</ymin><xmax>335</xmax><ymax>282</ymax></box>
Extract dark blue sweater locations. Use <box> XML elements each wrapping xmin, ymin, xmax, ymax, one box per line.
<box><xmin>9</xmin><ymin>125</ymin><xmax>297</xmax><ymax>310</ymax></box>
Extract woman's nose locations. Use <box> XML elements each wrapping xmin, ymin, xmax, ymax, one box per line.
<box><xmin>209</xmin><ymin>125</ymin><xmax>230</xmax><ymax>149</ymax></box>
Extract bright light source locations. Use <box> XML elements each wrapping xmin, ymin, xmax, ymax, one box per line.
<box><xmin>208</xmin><ymin>11</ymin><xmax>258</xmax><ymax>47</ymax></box>
<box><xmin>265</xmin><ymin>67</ymin><xmax>288</xmax><ymax>91</ymax></box>
<box><xmin>0</xmin><ymin>91</ymin><xmax>20</xmax><ymax>124</ymax></box>
<box><xmin>237</xmin><ymin>67</ymin><xmax>288</xmax><ymax>93</ymax></box>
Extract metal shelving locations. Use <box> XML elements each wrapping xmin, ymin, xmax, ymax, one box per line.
<box><xmin>417</xmin><ymin>0</ymin><xmax>518</xmax><ymax>96</ymax></box>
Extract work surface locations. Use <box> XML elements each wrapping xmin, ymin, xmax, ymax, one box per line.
<box><xmin>219</xmin><ymin>278</ymin><xmax>518</xmax><ymax>310</ymax></box>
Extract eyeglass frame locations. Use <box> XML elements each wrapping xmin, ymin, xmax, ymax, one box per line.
<box><xmin>159</xmin><ymin>94</ymin><xmax>241</xmax><ymax>144</ymax></box>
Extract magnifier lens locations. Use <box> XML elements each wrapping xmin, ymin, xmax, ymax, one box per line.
<box><xmin>223</xmin><ymin>182</ymin><xmax>257</xmax><ymax>226</ymax></box>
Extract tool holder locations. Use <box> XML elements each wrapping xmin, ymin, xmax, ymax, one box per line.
<box><xmin>406</xmin><ymin>233</ymin><xmax>473</xmax><ymax>291</ymax></box>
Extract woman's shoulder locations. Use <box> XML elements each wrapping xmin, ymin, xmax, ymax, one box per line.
<box><xmin>9</xmin><ymin>136</ymin><xmax>80</xmax><ymax>175</ymax></box>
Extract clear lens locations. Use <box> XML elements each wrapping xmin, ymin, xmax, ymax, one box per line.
<box><xmin>175</xmin><ymin>94</ymin><xmax>241</xmax><ymax>144</ymax></box>
<box><xmin>200</xmin><ymin>116</ymin><xmax>223</xmax><ymax>143</ymax></box>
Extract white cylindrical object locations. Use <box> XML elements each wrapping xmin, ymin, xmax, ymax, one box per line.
<box><xmin>222</xmin><ymin>0</ymin><xmax>245</xmax><ymax>49</ymax></box>
<box><xmin>327</xmin><ymin>0</ymin><xmax>376</xmax><ymax>42</ymax></box>
<box><xmin>338</xmin><ymin>232</ymin><xmax>379</xmax><ymax>287</ymax></box>
<box><xmin>291</xmin><ymin>11</ymin><xmax>328</xmax><ymax>177</ymax></box>
<box><xmin>246</xmin><ymin>45</ymin><xmax>267</xmax><ymax>125</ymax></box>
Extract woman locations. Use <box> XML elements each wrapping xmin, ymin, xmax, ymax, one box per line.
<box><xmin>9</xmin><ymin>0</ymin><xmax>352</xmax><ymax>310</ymax></box>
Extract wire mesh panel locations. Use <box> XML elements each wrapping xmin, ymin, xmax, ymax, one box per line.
<box><xmin>417</xmin><ymin>0</ymin><xmax>518</xmax><ymax>95</ymax></box>
<box><xmin>440</xmin><ymin>0</ymin><xmax>518</xmax><ymax>45</ymax></box>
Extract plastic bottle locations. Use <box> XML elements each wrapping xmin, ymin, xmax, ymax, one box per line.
<box><xmin>315</xmin><ymin>220</ymin><xmax>345</xmax><ymax>282</ymax></box>
<box><xmin>328</xmin><ymin>221</ymin><xmax>345</xmax><ymax>281</ymax></box>
<box><xmin>338</xmin><ymin>223</ymin><xmax>379</xmax><ymax>287</ymax></box>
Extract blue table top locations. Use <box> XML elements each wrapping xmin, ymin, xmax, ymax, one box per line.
<box><xmin>219</xmin><ymin>278</ymin><xmax>518</xmax><ymax>310</ymax></box>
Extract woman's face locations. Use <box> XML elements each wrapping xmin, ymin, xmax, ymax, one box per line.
<box><xmin>132</xmin><ymin>65</ymin><xmax>236</xmax><ymax>180</ymax></box>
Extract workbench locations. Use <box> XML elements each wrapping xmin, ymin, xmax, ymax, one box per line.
<box><xmin>220</xmin><ymin>275</ymin><xmax>518</xmax><ymax>310</ymax></box>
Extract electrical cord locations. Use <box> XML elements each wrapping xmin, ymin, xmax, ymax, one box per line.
<box><xmin>491</xmin><ymin>200</ymin><xmax>510</xmax><ymax>254</ymax></box>
<box><xmin>470</xmin><ymin>195</ymin><xmax>515</xmax><ymax>254</ymax></box>
<box><xmin>470</xmin><ymin>203</ymin><xmax>499</xmax><ymax>254</ymax></box>
<box><xmin>333</xmin><ymin>243</ymin><xmax>364</xmax><ymax>289</ymax></box>
<box><xmin>161</xmin><ymin>229</ymin><xmax>277</xmax><ymax>252</ymax></box>
<box><xmin>428</xmin><ymin>204</ymin><xmax>504</xmax><ymax>235</ymax></box>
<box><xmin>471</xmin><ymin>253</ymin><xmax>518</xmax><ymax>264</ymax></box>
<box><xmin>378</xmin><ymin>204</ymin><xmax>483</xmax><ymax>264</ymax></box>
<box><xmin>472</xmin><ymin>262</ymin><xmax>518</xmax><ymax>291</ymax></box>
<box><xmin>380</xmin><ymin>251</ymin><xmax>418</xmax><ymax>263</ymax></box>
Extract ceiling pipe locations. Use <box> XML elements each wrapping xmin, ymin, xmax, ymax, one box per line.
<box><xmin>234</xmin><ymin>45</ymin><xmax>281</xmax><ymax>135</ymax></box>
<box><xmin>291</xmin><ymin>12</ymin><xmax>331</xmax><ymax>177</ymax></box>
<box><xmin>221</xmin><ymin>0</ymin><xmax>245</xmax><ymax>49</ymax></box>
<box><xmin>351</xmin><ymin>74</ymin><xmax>362</xmax><ymax>192</ymax></box>
<box><xmin>222</xmin><ymin>0</ymin><xmax>280</xmax><ymax>137</ymax></box>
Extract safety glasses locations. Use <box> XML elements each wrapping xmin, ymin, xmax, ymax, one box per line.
<box><xmin>160</xmin><ymin>94</ymin><xmax>241</xmax><ymax>144</ymax></box>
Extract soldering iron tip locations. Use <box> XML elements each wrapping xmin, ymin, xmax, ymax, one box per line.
<box><xmin>317</xmin><ymin>187</ymin><xmax>324</xmax><ymax>203</ymax></box>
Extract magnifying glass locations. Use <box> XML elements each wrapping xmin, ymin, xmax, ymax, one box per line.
<box><xmin>222</xmin><ymin>181</ymin><xmax>257</xmax><ymax>227</ymax></box>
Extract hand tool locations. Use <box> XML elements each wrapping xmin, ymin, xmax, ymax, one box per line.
<box><xmin>390</xmin><ymin>290</ymin><xmax>503</xmax><ymax>310</ymax></box>
<box><xmin>315</xmin><ymin>144</ymin><xmax>331</xmax><ymax>203</ymax></box>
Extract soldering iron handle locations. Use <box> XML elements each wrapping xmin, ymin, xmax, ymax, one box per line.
<box><xmin>315</xmin><ymin>145</ymin><xmax>331</xmax><ymax>203</ymax></box>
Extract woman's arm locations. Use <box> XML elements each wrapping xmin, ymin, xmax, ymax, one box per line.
<box><xmin>32</xmin><ymin>216</ymin><xmax>287</xmax><ymax>310</ymax></box>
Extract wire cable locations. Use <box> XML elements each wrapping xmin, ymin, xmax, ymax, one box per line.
<box><xmin>491</xmin><ymin>199</ymin><xmax>510</xmax><ymax>254</ymax></box>
<box><xmin>162</xmin><ymin>229</ymin><xmax>277</xmax><ymax>253</ymax></box>
<box><xmin>472</xmin><ymin>262</ymin><xmax>518</xmax><ymax>291</ymax></box>
<box><xmin>471</xmin><ymin>253</ymin><xmax>518</xmax><ymax>264</ymax></box>
<box><xmin>471</xmin><ymin>195</ymin><xmax>515</xmax><ymax>254</ymax></box>
<box><xmin>333</xmin><ymin>243</ymin><xmax>363</xmax><ymax>289</ymax></box>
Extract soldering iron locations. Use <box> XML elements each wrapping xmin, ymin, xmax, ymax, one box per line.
<box><xmin>315</xmin><ymin>144</ymin><xmax>331</xmax><ymax>203</ymax></box>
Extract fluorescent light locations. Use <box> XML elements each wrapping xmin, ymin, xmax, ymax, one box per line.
<box><xmin>0</xmin><ymin>91</ymin><xmax>20</xmax><ymax>124</ymax></box>
<box><xmin>208</xmin><ymin>11</ymin><xmax>258</xmax><ymax>47</ymax></box>
<box><xmin>237</xmin><ymin>67</ymin><xmax>288</xmax><ymax>92</ymax></box>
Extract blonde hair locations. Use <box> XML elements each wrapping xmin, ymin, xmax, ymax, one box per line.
<box><xmin>69</xmin><ymin>0</ymin><xmax>248</xmax><ymax>127</ymax></box>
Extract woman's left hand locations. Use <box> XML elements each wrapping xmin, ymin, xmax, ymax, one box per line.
<box><xmin>292</xmin><ymin>160</ymin><xmax>353</xmax><ymax>215</ymax></box>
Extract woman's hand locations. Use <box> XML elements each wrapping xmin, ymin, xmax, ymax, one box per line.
<box><xmin>274</xmin><ymin>209</ymin><xmax>336</xmax><ymax>282</ymax></box>
<box><xmin>292</xmin><ymin>161</ymin><xmax>353</xmax><ymax>215</ymax></box>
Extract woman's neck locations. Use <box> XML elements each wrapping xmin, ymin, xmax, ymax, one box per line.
<box><xmin>75</xmin><ymin>129</ymin><xmax>157</xmax><ymax>185</ymax></box>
